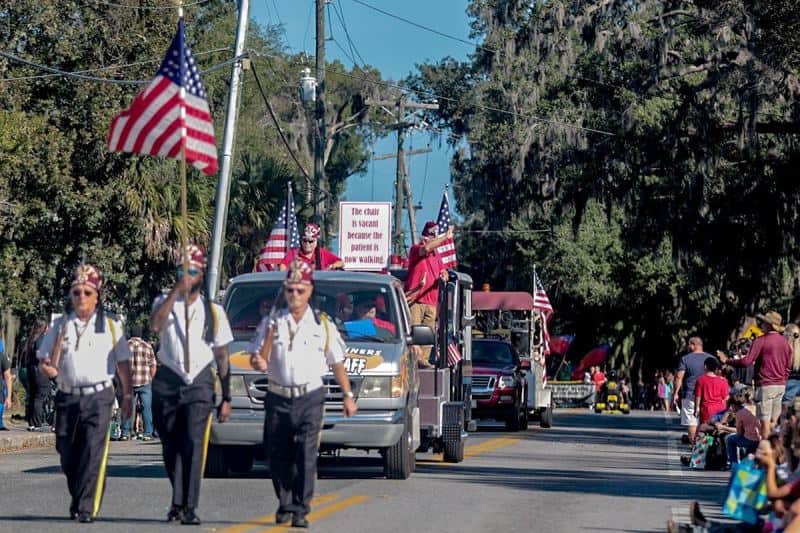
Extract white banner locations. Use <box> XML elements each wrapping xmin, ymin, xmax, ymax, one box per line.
<box><xmin>338</xmin><ymin>202</ymin><xmax>392</xmax><ymax>271</ymax></box>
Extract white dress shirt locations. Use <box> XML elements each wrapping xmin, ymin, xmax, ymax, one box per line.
<box><xmin>37</xmin><ymin>312</ymin><xmax>131</xmax><ymax>389</ymax></box>
<box><xmin>152</xmin><ymin>294</ymin><xmax>234</xmax><ymax>384</ymax></box>
<box><xmin>250</xmin><ymin>306</ymin><xmax>347</xmax><ymax>389</ymax></box>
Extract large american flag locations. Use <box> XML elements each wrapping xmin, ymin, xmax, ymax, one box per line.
<box><xmin>107</xmin><ymin>18</ymin><xmax>218</xmax><ymax>176</ymax></box>
<box><xmin>435</xmin><ymin>189</ymin><xmax>457</xmax><ymax>268</ymax></box>
<box><xmin>256</xmin><ymin>185</ymin><xmax>300</xmax><ymax>272</ymax></box>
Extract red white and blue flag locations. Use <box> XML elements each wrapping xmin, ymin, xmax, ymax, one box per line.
<box><xmin>447</xmin><ymin>339</ymin><xmax>463</xmax><ymax>367</ymax></box>
<box><xmin>533</xmin><ymin>269</ymin><xmax>554</xmax><ymax>383</ymax></box>
<box><xmin>107</xmin><ymin>19</ymin><xmax>218</xmax><ymax>176</ymax></box>
<box><xmin>257</xmin><ymin>185</ymin><xmax>300</xmax><ymax>272</ymax></box>
<box><xmin>435</xmin><ymin>189</ymin><xmax>457</xmax><ymax>268</ymax></box>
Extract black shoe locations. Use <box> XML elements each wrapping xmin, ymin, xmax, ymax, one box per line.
<box><xmin>291</xmin><ymin>515</ymin><xmax>309</xmax><ymax>528</ymax></box>
<box><xmin>69</xmin><ymin>510</ymin><xmax>78</xmax><ymax>520</ymax></box>
<box><xmin>78</xmin><ymin>512</ymin><xmax>94</xmax><ymax>523</ymax></box>
<box><xmin>0</xmin><ymin>427</ymin><xmax>9</xmax><ymax>431</ymax></box>
<box><xmin>180</xmin><ymin>509</ymin><xmax>201</xmax><ymax>525</ymax></box>
<box><xmin>166</xmin><ymin>505</ymin><xmax>184</xmax><ymax>522</ymax></box>
<box><xmin>275</xmin><ymin>511</ymin><xmax>292</xmax><ymax>525</ymax></box>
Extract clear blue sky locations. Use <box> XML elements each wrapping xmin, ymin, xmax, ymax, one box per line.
<box><xmin>250</xmin><ymin>1</ymin><xmax>474</xmax><ymax>245</ymax></box>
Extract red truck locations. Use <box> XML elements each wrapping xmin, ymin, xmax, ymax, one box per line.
<box><xmin>470</xmin><ymin>338</ymin><xmax>529</xmax><ymax>431</ymax></box>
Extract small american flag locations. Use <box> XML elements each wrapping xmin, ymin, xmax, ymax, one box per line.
<box><xmin>257</xmin><ymin>185</ymin><xmax>300</xmax><ymax>272</ymax></box>
<box><xmin>447</xmin><ymin>339</ymin><xmax>463</xmax><ymax>367</ymax></box>
<box><xmin>436</xmin><ymin>189</ymin><xmax>457</xmax><ymax>268</ymax></box>
<box><xmin>107</xmin><ymin>18</ymin><xmax>218</xmax><ymax>176</ymax></box>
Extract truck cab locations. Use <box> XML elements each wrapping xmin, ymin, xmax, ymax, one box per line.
<box><xmin>208</xmin><ymin>271</ymin><xmax>431</xmax><ymax>479</ymax></box>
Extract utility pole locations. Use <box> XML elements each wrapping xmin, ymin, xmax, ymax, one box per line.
<box><xmin>394</xmin><ymin>98</ymin><xmax>406</xmax><ymax>256</ymax></box>
<box><xmin>366</xmin><ymin>97</ymin><xmax>439</xmax><ymax>255</ymax></box>
<box><xmin>207</xmin><ymin>0</ymin><xmax>250</xmax><ymax>300</ymax></box>
<box><xmin>314</xmin><ymin>0</ymin><xmax>327</xmax><ymax>237</ymax></box>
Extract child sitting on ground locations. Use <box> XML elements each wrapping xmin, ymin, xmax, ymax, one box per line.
<box><xmin>724</xmin><ymin>390</ymin><xmax>761</xmax><ymax>467</ymax></box>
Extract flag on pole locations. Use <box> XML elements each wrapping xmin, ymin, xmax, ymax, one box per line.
<box><xmin>256</xmin><ymin>185</ymin><xmax>300</xmax><ymax>272</ymax></box>
<box><xmin>447</xmin><ymin>338</ymin><xmax>463</xmax><ymax>367</ymax></box>
<box><xmin>533</xmin><ymin>269</ymin><xmax>554</xmax><ymax>386</ymax></box>
<box><xmin>107</xmin><ymin>18</ymin><xmax>218</xmax><ymax>176</ymax></box>
<box><xmin>435</xmin><ymin>189</ymin><xmax>457</xmax><ymax>268</ymax></box>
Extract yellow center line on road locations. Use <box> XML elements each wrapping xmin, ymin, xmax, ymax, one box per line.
<box><xmin>219</xmin><ymin>492</ymin><xmax>341</xmax><ymax>533</ymax></box>
<box><xmin>417</xmin><ymin>435</ymin><xmax>522</xmax><ymax>464</ymax></box>
<box><xmin>257</xmin><ymin>495</ymin><xmax>371</xmax><ymax>533</ymax></box>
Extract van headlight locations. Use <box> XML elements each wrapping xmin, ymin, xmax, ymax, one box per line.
<box><xmin>359</xmin><ymin>376</ymin><xmax>403</xmax><ymax>398</ymax></box>
<box><xmin>214</xmin><ymin>375</ymin><xmax>248</xmax><ymax>397</ymax></box>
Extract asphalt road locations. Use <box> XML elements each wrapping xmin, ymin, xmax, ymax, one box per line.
<box><xmin>0</xmin><ymin>410</ymin><xmax>732</xmax><ymax>533</ymax></box>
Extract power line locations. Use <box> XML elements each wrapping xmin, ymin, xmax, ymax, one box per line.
<box><xmin>0</xmin><ymin>48</ymin><xmax>237</xmax><ymax>84</ymax></box>
<box><xmin>348</xmin><ymin>0</ymin><xmax>497</xmax><ymax>56</ymax></box>
<box><xmin>332</xmin><ymin>0</ymin><xmax>368</xmax><ymax>68</ymax></box>
<box><xmin>84</xmin><ymin>0</ymin><xmax>211</xmax><ymax>10</ymax></box>
<box><xmin>250</xmin><ymin>50</ymin><xmax>615</xmax><ymax>136</ymax></box>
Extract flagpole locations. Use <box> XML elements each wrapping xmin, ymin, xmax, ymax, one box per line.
<box><xmin>176</xmin><ymin>0</ymin><xmax>191</xmax><ymax>372</ymax></box>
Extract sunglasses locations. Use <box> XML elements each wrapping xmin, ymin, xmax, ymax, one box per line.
<box><xmin>71</xmin><ymin>289</ymin><xmax>95</xmax><ymax>298</ymax></box>
<box><xmin>285</xmin><ymin>287</ymin><xmax>307</xmax><ymax>295</ymax></box>
<box><xmin>176</xmin><ymin>267</ymin><xmax>200</xmax><ymax>278</ymax></box>
<box><xmin>302</xmin><ymin>238</ymin><xmax>316</xmax><ymax>244</ymax></box>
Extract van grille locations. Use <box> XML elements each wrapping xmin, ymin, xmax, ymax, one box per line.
<box><xmin>244</xmin><ymin>375</ymin><xmax>362</xmax><ymax>404</ymax></box>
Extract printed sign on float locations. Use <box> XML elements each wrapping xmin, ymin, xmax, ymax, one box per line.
<box><xmin>338</xmin><ymin>202</ymin><xmax>392</xmax><ymax>271</ymax></box>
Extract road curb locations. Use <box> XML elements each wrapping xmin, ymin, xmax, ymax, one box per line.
<box><xmin>0</xmin><ymin>431</ymin><xmax>55</xmax><ymax>453</ymax></box>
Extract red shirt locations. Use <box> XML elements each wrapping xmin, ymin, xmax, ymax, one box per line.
<box><xmin>728</xmin><ymin>331</ymin><xmax>792</xmax><ymax>386</ymax></box>
<box><xmin>404</xmin><ymin>243</ymin><xmax>445</xmax><ymax>306</ymax></box>
<box><xmin>592</xmin><ymin>372</ymin><xmax>606</xmax><ymax>392</ymax></box>
<box><xmin>694</xmin><ymin>374</ymin><xmax>730</xmax><ymax>423</ymax></box>
<box><xmin>280</xmin><ymin>247</ymin><xmax>342</xmax><ymax>270</ymax></box>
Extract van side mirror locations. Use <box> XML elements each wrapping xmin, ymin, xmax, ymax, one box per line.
<box><xmin>519</xmin><ymin>358</ymin><xmax>532</xmax><ymax>370</ymax></box>
<box><xmin>409</xmin><ymin>325</ymin><xmax>435</xmax><ymax>346</ymax></box>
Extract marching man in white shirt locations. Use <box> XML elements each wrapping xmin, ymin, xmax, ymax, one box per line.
<box><xmin>150</xmin><ymin>245</ymin><xmax>234</xmax><ymax>525</ymax></box>
<box><xmin>38</xmin><ymin>264</ymin><xmax>133</xmax><ymax>523</ymax></box>
<box><xmin>250</xmin><ymin>259</ymin><xmax>357</xmax><ymax>528</ymax></box>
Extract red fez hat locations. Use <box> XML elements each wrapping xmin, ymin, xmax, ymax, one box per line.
<box><xmin>285</xmin><ymin>258</ymin><xmax>313</xmax><ymax>285</ymax></box>
<box><xmin>304</xmin><ymin>223</ymin><xmax>321</xmax><ymax>240</ymax></box>
<box><xmin>422</xmin><ymin>221</ymin><xmax>438</xmax><ymax>237</ymax></box>
<box><xmin>72</xmin><ymin>264</ymin><xmax>102</xmax><ymax>292</ymax></box>
<box><xmin>178</xmin><ymin>244</ymin><xmax>207</xmax><ymax>269</ymax></box>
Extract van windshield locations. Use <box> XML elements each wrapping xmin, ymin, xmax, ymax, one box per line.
<box><xmin>226</xmin><ymin>281</ymin><xmax>400</xmax><ymax>343</ymax></box>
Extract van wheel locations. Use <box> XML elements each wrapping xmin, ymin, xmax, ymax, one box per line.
<box><xmin>384</xmin><ymin>413</ymin><xmax>413</xmax><ymax>479</ymax></box>
<box><xmin>443</xmin><ymin>438</ymin><xmax>464</xmax><ymax>463</ymax></box>
<box><xmin>204</xmin><ymin>444</ymin><xmax>228</xmax><ymax>478</ymax></box>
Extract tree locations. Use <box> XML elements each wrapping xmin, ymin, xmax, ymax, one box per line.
<box><xmin>411</xmin><ymin>0</ymin><xmax>800</xmax><ymax>376</ymax></box>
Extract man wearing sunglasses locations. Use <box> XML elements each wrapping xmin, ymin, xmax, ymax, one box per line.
<box><xmin>279</xmin><ymin>222</ymin><xmax>344</xmax><ymax>271</ymax></box>
<box><xmin>150</xmin><ymin>245</ymin><xmax>234</xmax><ymax>525</ymax></box>
<box><xmin>38</xmin><ymin>264</ymin><xmax>133</xmax><ymax>523</ymax></box>
<box><xmin>249</xmin><ymin>259</ymin><xmax>356</xmax><ymax>528</ymax></box>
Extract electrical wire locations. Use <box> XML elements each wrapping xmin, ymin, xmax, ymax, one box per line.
<box><xmin>0</xmin><ymin>48</ymin><xmax>238</xmax><ymax>84</ymax></box>
<box><xmin>249</xmin><ymin>50</ymin><xmax>615</xmax><ymax>136</ymax></box>
<box><xmin>83</xmin><ymin>0</ymin><xmax>211</xmax><ymax>10</ymax></box>
<box><xmin>333</xmin><ymin>0</ymin><xmax>368</xmax><ymax>68</ymax></box>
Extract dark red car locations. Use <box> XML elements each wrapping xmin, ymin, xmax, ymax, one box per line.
<box><xmin>470</xmin><ymin>338</ymin><xmax>529</xmax><ymax>431</ymax></box>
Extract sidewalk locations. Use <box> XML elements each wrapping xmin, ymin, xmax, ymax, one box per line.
<box><xmin>0</xmin><ymin>417</ymin><xmax>55</xmax><ymax>453</ymax></box>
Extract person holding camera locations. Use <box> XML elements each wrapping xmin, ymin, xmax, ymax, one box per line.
<box><xmin>719</xmin><ymin>311</ymin><xmax>793</xmax><ymax>438</ymax></box>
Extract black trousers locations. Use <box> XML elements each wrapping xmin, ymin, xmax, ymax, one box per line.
<box><xmin>152</xmin><ymin>365</ymin><xmax>214</xmax><ymax>510</ymax></box>
<box><xmin>26</xmin><ymin>363</ymin><xmax>52</xmax><ymax>427</ymax></box>
<box><xmin>54</xmin><ymin>387</ymin><xmax>114</xmax><ymax>517</ymax></box>
<box><xmin>264</xmin><ymin>387</ymin><xmax>325</xmax><ymax>517</ymax></box>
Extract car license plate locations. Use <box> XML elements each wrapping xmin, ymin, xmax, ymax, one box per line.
<box><xmin>471</xmin><ymin>400</ymin><xmax>477</xmax><ymax>408</ymax></box>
